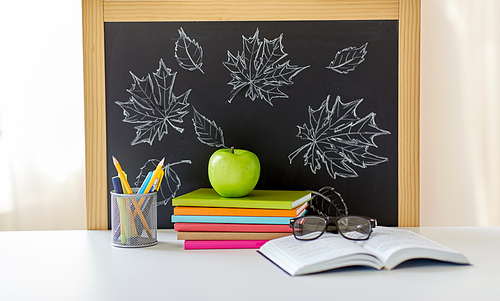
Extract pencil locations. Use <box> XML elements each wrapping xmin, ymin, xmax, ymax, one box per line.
<box><xmin>112</xmin><ymin>156</ymin><xmax>133</xmax><ymax>194</ymax></box>
<box><xmin>112</xmin><ymin>156</ymin><xmax>142</xmax><ymax>237</ymax></box>
<box><xmin>133</xmin><ymin>158</ymin><xmax>165</xmax><ymax>219</ymax></box>
<box><xmin>112</xmin><ymin>176</ymin><xmax>127</xmax><ymax>243</ymax></box>
<box><xmin>152</xmin><ymin>168</ymin><xmax>164</xmax><ymax>192</ymax></box>
<box><xmin>144</xmin><ymin>158</ymin><xmax>165</xmax><ymax>194</ymax></box>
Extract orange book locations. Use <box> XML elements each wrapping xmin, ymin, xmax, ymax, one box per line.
<box><xmin>174</xmin><ymin>202</ymin><xmax>308</xmax><ymax>217</ymax></box>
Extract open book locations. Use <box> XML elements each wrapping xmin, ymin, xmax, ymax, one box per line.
<box><xmin>258</xmin><ymin>227</ymin><xmax>469</xmax><ymax>276</ymax></box>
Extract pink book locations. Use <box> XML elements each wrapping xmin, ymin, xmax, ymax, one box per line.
<box><xmin>184</xmin><ymin>240</ymin><xmax>269</xmax><ymax>250</ymax></box>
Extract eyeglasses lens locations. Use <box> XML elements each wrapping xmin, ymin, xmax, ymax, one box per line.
<box><xmin>293</xmin><ymin>217</ymin><xmax>327</xmax><ymax>240</ymax></box>
<box><xmin>337</xmin><ymin>216</ymin><xmax>371</xmax><ymax>240</ymax></box>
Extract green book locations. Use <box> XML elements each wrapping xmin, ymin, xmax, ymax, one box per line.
<box><xmin>172</xmin><ymin>188</ymin><xmax>312</xmax><ymax>209</ymax></box>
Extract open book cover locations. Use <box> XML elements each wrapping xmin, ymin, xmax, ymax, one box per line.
<box><xmin>258</xmin><ymin>227</ymin><xmax>469</xmax><ymax>276</ymax></box>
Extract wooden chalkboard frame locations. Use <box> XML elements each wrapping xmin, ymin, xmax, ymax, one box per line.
<box><xmin>82</xmin><ymin>0</ymin><xmax>420</xmax><ymax>229</ymax></box>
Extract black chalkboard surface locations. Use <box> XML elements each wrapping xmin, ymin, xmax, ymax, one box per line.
<box><xmin>104</xmin><ymin>20</ymin><xmax>398</xmax><ymax>229</ymax></box>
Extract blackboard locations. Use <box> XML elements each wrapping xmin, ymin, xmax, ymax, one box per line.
<box><xmin>104</xmin><ymin>20</ymin><xmax>399</xmax><ymax>229</ymax></box>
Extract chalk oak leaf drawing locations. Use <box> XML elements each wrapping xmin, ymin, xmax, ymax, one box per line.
<box><xmin>289</xmin><ymin>95</ymin><xmax>390</xmax><ymax>179</ymax></box>
<box><xmin>326</xmin><ymin>43</ymin><xmax>368</xmax><ymax>74</ymax></box>
<box><xmin>116</xmin><ymin>59</ymin><xmax>191</xmax><ymax>145</ymax></box>
<box><xmin>223</xmin><ymin>28</ymin><xmax>309</xmax><ymax>106</ymax></box>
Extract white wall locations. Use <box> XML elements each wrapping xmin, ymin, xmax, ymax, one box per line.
<box><xmin>421</xmin><ymin>0</ymin><xmax>500</xmax><ymax>226</ymax></box>
<box><xmin>0</xmin><ymin>0</ymin><xmax>498</xmax><ymax>230</ymax></box>
<box><xmin>0</xmin><ymin>1</ymin><xmax>86</xmax><ymax>230</ymax></box>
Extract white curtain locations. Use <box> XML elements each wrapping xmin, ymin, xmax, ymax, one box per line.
<box><xmin>0</xmin><ymin>0</ymin><xmax>86</xmax><ymax>230</ymax></box>
<box><xmin>421</xmin><ymin>0</ymin><xmax>500</xmax><ymax>226</ymax></box>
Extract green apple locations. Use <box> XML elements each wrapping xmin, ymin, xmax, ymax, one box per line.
<box><xmin>208</xmin><ymin>147</ymin><xmax>260</xmax><ymax>197</ymax></box>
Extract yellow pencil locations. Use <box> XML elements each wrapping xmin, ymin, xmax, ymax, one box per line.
<box><xmin>154</xmin><ymin>168</ymin><xmax>165</xmax><ymax>192</ymax></box>
<box><xmin>144</xmin><ymin>158</ymin><xmax>165</xmax><ymax>194</ymax></box>
<box><xmin>112</xmin><ymin>156</ymin><xmax>133</xmax><ymax>194</ymax></box>
<box><xmin>133</xmin><ymin>158</ymin><xmax>165</xmax><ymax>219</ymax></box>
<box><xmin>112</xmin><ymin>156</ymin><xmax>142</xmax><ymax>237</ymax></box>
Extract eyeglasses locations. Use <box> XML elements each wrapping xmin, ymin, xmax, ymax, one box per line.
<box><xmin>289</xmin><ymin>215</ymin><xmax>377</xmax><ymax>241</ymax></box>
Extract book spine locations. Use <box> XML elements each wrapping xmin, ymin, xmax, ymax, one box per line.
<box><xmin>173</xmin><ymin>206</ymin><xmax>299</xmax><ymax>217</ymax></box>
<box><xmin>172</xmin><ymin>200</ymin><xmax>294</xmax><ymax>209</ymax></box>
<box><xmin>172</xmin><ymin>188</ymin><xmax>312</xmax><ymax>209</ymax></box>
<box><xmin>184</xmin><ymin>240</ymin><xmax>269</xmax><ymax>250</ymax></box>
<box><xmin>171</xmin><ymin>215</ymin><xmax>294</xmax><ymax>224</ymax></box>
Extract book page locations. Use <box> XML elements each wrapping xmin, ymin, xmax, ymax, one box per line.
<box><xmin>260</xmin><ymin>233</ymin><xmax>382</xmax><ymax>275</ymax></box>
<box><xmin>277</xmin><ymin>234</ymin><xmax>364</xmax><ymax>262</ymax></box>
<box><xmin>357</xmin><ymin>227</ymin><xmax>468</xmax><ymax>269</ymax></box>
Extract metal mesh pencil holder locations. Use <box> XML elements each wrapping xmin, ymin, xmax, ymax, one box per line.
<box><xmin>110</xmin><ymin>188</ymin><xmax>158</xmax><ymax>248</ymax></box>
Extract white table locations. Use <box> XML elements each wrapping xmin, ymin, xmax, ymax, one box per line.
<box><xmin>0</xmin><ymin>227</ymin><xmax>499</xmax><ymax>301</ymax></box>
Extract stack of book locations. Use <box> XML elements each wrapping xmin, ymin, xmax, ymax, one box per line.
<box><xmin>171</xmin><ymin>188</ymin><xmax>312</xmax><ymax>249</ymax></box>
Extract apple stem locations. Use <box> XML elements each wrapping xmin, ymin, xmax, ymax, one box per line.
<box><xmin>231</xmin><ymin>147</ymin><xmax>234</xmax><ymax>154</ymax></box>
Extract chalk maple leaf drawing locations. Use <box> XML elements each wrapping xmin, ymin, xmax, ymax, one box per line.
<box><xmin>288</xmin><ymin>95</ymin><xmax>390</xmax><ymax>179</ymax></box>
<box><xmin>175</xmin><ymin>27</ymin><xmax>205</xmax><ymax>74</ymax></box>
<box><xmin>223</xmin><ymin>28</ymin><xmax>309</xmax><ymax>105</ymax></box>
<box><xmin>326</xmin><ymin>43</ymin><xmax>368</xmax><ymax>74</ymax></box>
<box><xmin>134</xmin><ymin>159</ymin><xmax>192</xmax><ymax>206</ymax></box>
<box><xmin>116</xmin><ymin>59</ymin><xmax>191</xmax><ymax>145</ymax></box>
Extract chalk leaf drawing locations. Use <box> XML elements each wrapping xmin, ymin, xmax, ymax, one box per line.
<box><xmin>175</xmin><ymin>27</ymin><xmax>205</xmax><ymax>74</ymax></box>
<box><xmin>326</xmin><ymin>43</ymin><xmax>368</xmax><ymax>74</ymax></box>
<box><xmin>223</xmin><ymin>28</ymin><xmax>309</xmax><ymax>106</ymax></box>
<box><xmin>116</xmin><ymin>59</ymin><xmax>191</xmax><ymax>146</ymax></box>
<box><xmin>288</xmin><ymin>95</ymin><xmax>390</xmax><ymax>179</ymax></box>
<box><xmin>134</xmin><ymin>159</ymin><xmax>192</xmax><ymax>206</ymax></box>
<box><xmin>310</xmin><ymin>187</ymin><xmax>348</xmax><ymax>217</ymax></box>
<box><xmin>192</xmin><ymin>107</ymin><xmax>226</xmax><ymax>148</ymax></box>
